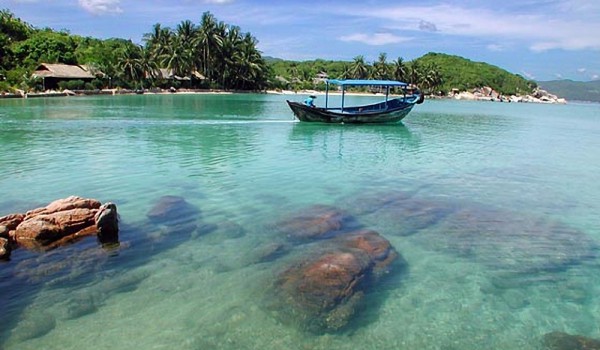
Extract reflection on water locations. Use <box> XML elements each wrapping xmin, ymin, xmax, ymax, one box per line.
<box><xmin>1</xmin><ymin>95</ymin><xmax>599</xmax><ymax>349</ymax></box>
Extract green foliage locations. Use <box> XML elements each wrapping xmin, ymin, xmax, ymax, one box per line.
<box><xmin>414</xmin><ymin>52</ymin><xmax>534</xmax><ymax>95</ymax></box>
<box><xmin>58</xmin><ymin>80</ymin><xmax>85</xmax><ymax>90</ymax></box>
<box><xmin>13</xmin><ymin>29</ymin><xmax>78</xmax><ymax>67</ymax></box>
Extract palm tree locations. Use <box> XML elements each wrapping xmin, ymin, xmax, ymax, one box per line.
<box><xmin>233</xmin><ymin>33</ymin><xmax>266</xmax><ymax>90</ymax></box>
<box><xmin>143</xmin><ymin>23</ymin><xmax>172</xmax><ymax>61</ymax></box>
<box><xmin>197</xmin><ymin>12</ymin><xmax>224</xmax><ymax>82</ymax></box>
<box><xmin>407</xmin><ymin>61</ymin><xmax>422</xmax><ymax>87</ymax></box>
<box><xmin>392</xmin><ymin>57</ymin><xmax>407</xmax><ymax>82</ymax></box>
<box><xmin>116</xmin><ymin>42</ymin><xmax>145</xmax><ymax>88</ymax></box>
<box><xmin>422</xmin><ymin>63</ymin><xmax>443</xmax><ymax>94</ymax></box>
<box><xmin>350</xmin><ymin>55</ymin><xmax>368</xmax><ymax>79</ymax></box>
<box><xmin>161</xmin><ymin>36</ymin><xmax>193</xmax><ymax>81</ymax></box>
<box><xmin>219</xmin><ymin>25</ymin><xmax>242</xmax><ymax>88</ymax></box>
<box><xmin>373</xmin><ymin>52</ymin><xmax>389</xmax><ymax>80</ymax></box>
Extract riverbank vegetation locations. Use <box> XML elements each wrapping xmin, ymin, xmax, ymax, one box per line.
<box><xmin>1</xmin><ymin>9</ymin><xmax>536</xmax><ymax>96</ymax></box>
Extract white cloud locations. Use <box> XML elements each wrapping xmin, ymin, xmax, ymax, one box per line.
<box><xmin>341</xmin><ymin>3</ymin><xmax>600</xmax><ymax>52</ymax></box>
<box><xmin>204</xmin><ymin>0</ymin><xmax>233</xmax><ymax>3</ymax></box>
<box><xmin>487</xmin><ymin>44</ymin><xmax>504</xmax><ymax>52</ymax></box>
<box><xmin>592</xmin><ymin>74</ymin><xmax>599</xmax><ymax>80</ymax></box>
<box><xmin>78</xmin><ymin>0</ymin><xmax>122</xmax><ymax>15</ymax></box>
<box><xmin>577</xmin><ymin>68</ymin><xmax>587</xmax><ymax>73</ymax></box>
<box><xmin>339</xmin><ymin>33</ymin><xmax>412</xmax><ymax>46</ymax></box>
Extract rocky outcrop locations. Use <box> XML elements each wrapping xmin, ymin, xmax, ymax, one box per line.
<box><xmin>272</xmin><ymin>229</ymin><xmax>401</xmax><ymax>333</ymax></box>
<box><xmin>451</xmin><ymin>86</ymin><xmax>566</xmax><ymax>104</ymax></box>
<box><xmin>13</xmin><ymin>196</ymin><xmax>101</xmax><ymax>250</ymax></box>
<box><xmin>0</xmin><ymin>196</ymin><xmax>119</xmax><ymax>256</ymax></box>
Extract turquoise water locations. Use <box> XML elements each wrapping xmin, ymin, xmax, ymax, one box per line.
<box><xmin>1</xmin><ymin>94</ymin><xmax>599</xmax><ymax>349</ymax></box>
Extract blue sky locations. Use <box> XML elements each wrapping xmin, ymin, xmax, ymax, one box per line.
<box><xmin>4</xmin><ymin>0</ymin><xmax>600</xmax><ymax>81</ymax></box>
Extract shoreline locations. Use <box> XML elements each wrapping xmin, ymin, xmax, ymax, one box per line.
<box><xmin>0</xmin><ymin>87</ymin><xmax>567</xmax><ymax>104</ymax></box>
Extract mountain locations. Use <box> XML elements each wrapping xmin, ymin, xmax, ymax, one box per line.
<box><xmin>537</xmin><ymin>80</ymin><xmax>600</xmax><ymax>102</ymax></box>
<box><xmin>414</xmin><ymin>52</ymin><xmax>534</xmax><ymax>95</ymax></box>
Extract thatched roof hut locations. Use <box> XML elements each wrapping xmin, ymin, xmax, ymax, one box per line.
<box><xmin>32</xmin><ymin>63</ymin><xmax>101</xmax><ymax>90</ymax></box>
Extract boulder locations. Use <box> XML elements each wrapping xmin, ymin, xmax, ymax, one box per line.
<box><xmin>14</xmin><ymin>208</ymin><xmax>98</xmax><ymax>250</ymax></box>
<box><xmin>25</xmin><ymin>196</ymin><xmax>101</xmax><ymax>218</ymax></box>
<box><xmin>272</xmin><ymin>229</ymin><xmax>401</xmax><ymax>333</ymax></box>
<box><xmin>0</xmin><ymin>213</ymin><xmax>25</xmax><ymax>238</ymax></box>
<box><xmin>8</xmin><ymin>196</ymin><xmax>117</xmax><ymax>251</ymax></box>
<box><xmin>338</xmin><ymin>229</ymin><xmax>398</xmax><ymax>276</ymax></box>
<box><xmin>95</xmin><ymin>202</ymin><xmax>119</xmax><ymax>245</ymax></box>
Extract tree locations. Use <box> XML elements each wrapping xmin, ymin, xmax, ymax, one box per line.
<box><xmin>12</xmin><ymin>29</ymin><xmax>78</xmax><ymax>67</ymax></box>
<box><xmin>116</xmin><ymin>42</ymin><xmax>146</xmax><ymax>89</ymax></box>
<box><xmin>373</xmin><ymin>52</ymin><xmax>389</xmax><ymax>80</ymax></box>
<box><xmin>392</xmin><ymin>57</ymin><xmax>407</xmax><ymax>82</ymax></box>
<box><xmin>197</xmin><ymin>12</ymin><xmax>223</xmax><ymax>82</ymax></box>
<box><xmin>350</xmin><ymin>55</ymin><xmax>369</xmax><ymax>79</ymax></box>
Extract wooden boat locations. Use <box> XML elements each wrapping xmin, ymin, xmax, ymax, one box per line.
<box><xmin>287</xmin><ymin>79</ymin><xmax>423</xmax><ymax>124</ymax></box>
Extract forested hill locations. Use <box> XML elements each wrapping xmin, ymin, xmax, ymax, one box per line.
<box><xmin>413</xmin><ymin>53</ymin><xmax>534</xmax><ymax>95</ymax></box>
<box><xmin>537</xmin><ymin>80</ymin><xmax>600</xmax><ymax>102</ymax></box>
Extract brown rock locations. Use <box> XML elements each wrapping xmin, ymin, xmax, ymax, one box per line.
<box><xmin>25</xmin><ymin>196</ymin><xmax>101</xmax><ymax>218</ymax></box>
<box><xmin>339</xmin><ymin>229</ymin><xmax>399</xmax><ymax>276</ymax></box>
<box><xmin>0</xmin><ymin>213</ymin><xmax>25</xmax><ymax>236</ymax></box>
<box><xmin>273</xmin><ymin>229</ymin><xmax>401</xmax><ymax>333</ymax></box>
<box><xmin>0</xmin><ymin>237</ymin><xmax>11</xmax><ymax>260</ymax></box>
<box><xmin>276</xmin><ymin>205</ymin><xmax>353</xmax><ymax>241</ymax></box>
<box><xmin>15</xmin><ymin>208</ymin><xmax>98</xmax><ymax>249</ymax></box>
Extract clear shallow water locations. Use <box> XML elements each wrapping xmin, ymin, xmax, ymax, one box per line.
<box><xmin>0</xmin><ymin>94</ymin><xmax>599</xmax><ymax>349</ymax></box>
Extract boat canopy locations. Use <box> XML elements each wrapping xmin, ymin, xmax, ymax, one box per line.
<box><xmin>326</xmin><ymin>79</ymin><xmax>408</xmax><ymax>87</ymax></box>
<box><xmin>323</xmin><ymin>79</ymin><xmax>409</xmax><ymax>111</ymax></box>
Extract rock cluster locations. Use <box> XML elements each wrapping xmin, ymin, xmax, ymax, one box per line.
<box><xmin>0</xmin><ymin>196</ymin><xmax>119</xmax><ymax>259</ymax></box>
<box><xmin>452</xmin><ymin>86</ymin><xmax>566</xmax><ymax>104</ymax></box>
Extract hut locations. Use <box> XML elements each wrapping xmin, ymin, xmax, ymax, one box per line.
<box><xmin>32</xmin><ymin>63</ymin><xmax>97</xmax><ymax>90</ymax></box>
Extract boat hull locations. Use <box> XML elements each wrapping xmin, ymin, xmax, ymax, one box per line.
<box><xmin>287</xmin><ymin>97</ymin><xmax>418</xmax><ymax>124</ymax></box>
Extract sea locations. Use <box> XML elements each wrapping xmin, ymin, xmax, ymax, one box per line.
<box><xmin>0</xmin><ymin>93</ymin><xmax>599</xmax><ymax>349</ymax></box>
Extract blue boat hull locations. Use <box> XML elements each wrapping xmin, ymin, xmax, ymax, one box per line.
<box><xmin>287</xmin><ymin>95</ymin><xmax>421</xmax><ymax>124</ymax></box>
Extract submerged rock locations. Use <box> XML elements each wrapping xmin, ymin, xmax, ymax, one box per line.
<box><xmin>275</xmin><ymin>204</ymin><xmax>358</xmax><ymax>242</ymax></box>
<box><xmin>65</xmin><ymin>294</ymin><xmax>99</xmax><ymax>319</ymax></box>
<box><xmin>417</xmin><ymin>206</ymin><xmax>598</xmax><ymax>285</ymax></box>
<box><xmin>251</xmin><ymin>242</ymin><xmax>289</xmax><ymax>264</ymax></box>
<box><xmin>271</xmin><ymin>229</ymin><xmax>402</xmax><ymax>333</ymax></box>
<box><xmin>146</xmin><ymin>195</ymin><xmax>200</xmax><ymax>226</ymax></box>
<box><xmin>339</xmin><ymin>191</ymin><xmax>456</xmax><ymax>236</ymax></box>
<box><xmin>11</xmin><ymin>309</ymin><xmax>56</xmax><ymax>341</ymax></box>
<box><xmin>543</xmin><ymin>331</ymin><xmax>600</xmax><ymax>350</ymax></box>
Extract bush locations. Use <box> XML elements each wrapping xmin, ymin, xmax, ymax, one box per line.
<box><xmin>58</xmin><ymin>79</ymin><xmax>85</xmax><ymax>90</ymax></box>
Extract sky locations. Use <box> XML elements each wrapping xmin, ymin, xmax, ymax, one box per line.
<box><xmin>4</xmin><ymin>0</ymin><xmax>600</xmax><ymax>81</ymax></box>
